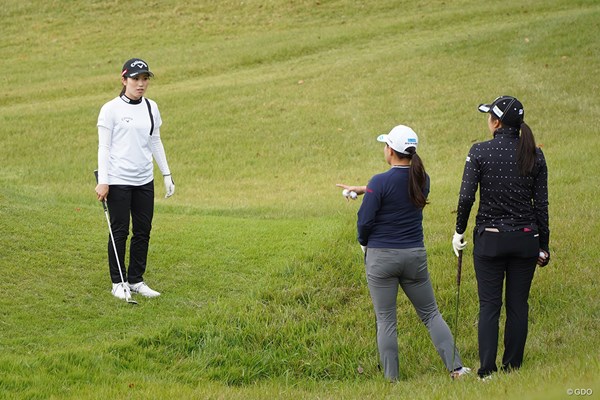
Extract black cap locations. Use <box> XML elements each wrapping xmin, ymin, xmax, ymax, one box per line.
<box><xmin>478</xmin><ymin>95</ymin><xmax>524</xmax><ymax>128</ymax></box>
<box><xmin>121</xmin><ymin>58</ymin><xmax>154</xmax><ymax>78</ymax></box>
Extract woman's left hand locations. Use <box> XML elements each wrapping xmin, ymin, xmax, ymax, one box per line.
<box><xmin>537</xmin><ymin>249</ymin><xmax>550</xmax><ymax>267</ymax></box>
<box><xmin>164</xmin><ymin>175</ymin><xmax>175</xmax><ymax>198</ymax></box>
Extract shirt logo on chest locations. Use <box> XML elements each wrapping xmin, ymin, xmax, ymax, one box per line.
<box><xmin>122</xmin><ymin>116</ymin><xmax>133</xmax><ymax>123</ymax></box>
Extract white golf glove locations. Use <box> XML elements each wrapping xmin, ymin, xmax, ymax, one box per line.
<box><xmin>360</xmin><ymin>245</ymin><xmax>367</xmax><ymax>254</ymax></box>
<box><xmin>163</xmin><ymin>175</ymin><xmax>175</xmax><ymax>198</ymax></box>
<box><xmin>342</xmin><ymin>189</ymin><xmax>358</xmax><ymax>200</ymax></box>
<box><xmin>452</xmin><ymin>231</ymin><xmax>467</xmax><ymax>257</ymax></box>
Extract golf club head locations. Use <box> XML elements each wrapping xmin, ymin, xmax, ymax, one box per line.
<box><xmin>126</xmin><ymin>297</ymin><xmax>138</xmax><ymax>305</ymax></box>
<box><xmin>123</xmin><ymin>284</ymin><xmax>138</xmax><ymax>305</ymax></box>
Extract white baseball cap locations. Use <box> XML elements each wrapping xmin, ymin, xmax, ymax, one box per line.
<box><xmin>377</xmin><ymin>125</ymin><xmax>418</xmax><ymax>154</ymax></box>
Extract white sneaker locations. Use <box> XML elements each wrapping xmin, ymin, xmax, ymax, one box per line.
<box><xmin>128</xmin><ymin>282</ymin><xmax>160</xmax><ymax>298</ymax></box>
<box><xmin>112</xmin><ymin>283</ymin><xmax>131</xmax><ymax>300</ymax></box>
<box><xmin>450</xmin><ymin>367</ymin><xmax>471</xmax><ymax>379</ymax></box>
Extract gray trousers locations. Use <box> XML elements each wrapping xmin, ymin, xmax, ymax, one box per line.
<box><xmin>365</xmin><ymin>247</ymin><xmax>463</xmax><ymax>381</ymax></box>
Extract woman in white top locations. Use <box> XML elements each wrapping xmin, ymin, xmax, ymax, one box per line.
<box><xmin>94</xmin><ymin>58</ymin><xmax>175</xmax><ymax>300</ymax></box>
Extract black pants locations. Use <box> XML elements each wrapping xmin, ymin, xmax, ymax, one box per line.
<box><xmin>106</xmin><ymin>181</ymin><xmax>154</xmax><ymax>284</ymax></box>
<box><xmin>473</xmin><ymin>229</ymin><xmax>538</xmax><ymax>377</ymax></box>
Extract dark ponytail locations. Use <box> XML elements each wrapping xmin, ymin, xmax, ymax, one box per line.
<box><xmin>517</xmin><ymin>122</ymin><xmax>537</xmax><ymax>176</ymax></box>
<box><xmin>120</xmin><ymin>73</ymin><xmax>128</xmax><ymax>96</ymax></box>
<box><xmin>395</xmin><ymin>147</ymin><xmax>429</xmax><ymax>209</ymax></box>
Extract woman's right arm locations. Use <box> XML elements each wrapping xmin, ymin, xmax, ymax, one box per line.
<box><xmin>95</xmin><ymin>125</ymin><xmax>111</xmax><ymax>201</ymax></box>
<box><xmin>335</xmin><ymin>183</ymin><xmax>367</xmax><ymax>195</ymax></box>
<box><xmin>455</xmin><ymin>147</ymin><xmax>480</xmax><ymax>234</ymax></box>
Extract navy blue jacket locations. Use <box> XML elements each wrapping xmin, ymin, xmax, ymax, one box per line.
<box><xmin>357</xmin><ymin>166</ymin><xmax>430</xmax><ymax>248</ymax></box>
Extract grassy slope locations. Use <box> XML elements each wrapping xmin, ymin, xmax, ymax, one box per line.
<box><xmin>0</xmin><ymin>0</ymin><xmax>599</xmax><ymax>398</ymax></box>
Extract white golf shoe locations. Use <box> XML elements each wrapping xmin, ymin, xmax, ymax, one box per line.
<box><xmin>450</xmin><ymin>367</ymin><xmax>471</xmax><ymax>379</ymax></box>
<box><xmin>128</xmin><ymin>282</ymin><xmax>160</xmax><ymax>298</ymax></box>
<box><xmin>112</xmin><ymin>283</ymin><xmax>131</xmax><ymax>300</ymax></box>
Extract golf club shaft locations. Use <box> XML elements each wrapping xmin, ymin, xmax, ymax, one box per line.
<box><xmin>103</xmin><ymin>206</ymin><xmax>127</xmax><ymax>287</ymax></box>
<box><xmin>95</xmin><ymin>170</ymin><xmax>135</xmax><ymax>303</ymax></box>
<box><xmin>451</xmin><ymin>250</ymin><xmax>463</xmax><ymax>373</ymax></box>
<box><xmin>457</xmin><ymin>250</ymin><xmax>463</xmax><ymax>286</ymax></box>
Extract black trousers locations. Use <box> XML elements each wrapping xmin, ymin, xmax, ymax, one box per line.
<box><xmin>106</xmin><ymin>181</ymin><xmax>154</xmax><ymax>284</ymax></box>
<box><xmin>473</xmin><ymin>229</ymin><xmax>538</xmax><ymax>377</ymax></box>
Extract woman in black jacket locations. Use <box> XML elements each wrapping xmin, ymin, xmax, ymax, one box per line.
<box><xmin>452</xmin><ymin>96</ymin><xmax>550</xmax><ymax>379</ymax></box>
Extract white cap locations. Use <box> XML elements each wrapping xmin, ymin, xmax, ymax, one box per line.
<box><xmin>376</xmin><ymin>125</ymin><xmax>418</xmax><ymax>154</ymax></box>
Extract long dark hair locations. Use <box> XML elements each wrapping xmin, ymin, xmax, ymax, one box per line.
<box><xmin>394</xmin><ymin>147</ymin><xmax>429</xmax><ymax>209</ymax></box>
<box><xmin>516</xmin><ymin>122</ymin><xmax>537</xmax><ymax>176</ymax></box>
<box><xmin>120</xmin><ymin>75</ymin><xmax>128</xmax><ymax>96</ymax></box>
<box><xmin>492</xmin><ymin>116</ymin><xmax>537</xmax><ymax>176</ymax></box>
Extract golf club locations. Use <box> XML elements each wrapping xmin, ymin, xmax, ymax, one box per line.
<box><xmin>94</xmin><ymin>170</ymin><xmax>137</xmax><ymax>305</ymax></box>
<box><xmin>451</xmin><ymin>249</ymin><xmax>462</xmax><ymax>379</ymax></box>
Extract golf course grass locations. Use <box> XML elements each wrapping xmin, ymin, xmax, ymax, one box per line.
<box><xmin>1</xmin><ymin>1</ymin><xmax>599</xmax><ymax>398</ymax></box>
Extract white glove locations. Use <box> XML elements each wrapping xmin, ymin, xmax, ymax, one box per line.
<box><xmin>342</xmin><ymin>189</ymin><xmax>358</xmax><ymax>200</ymax></box>
<box><xmin>452</xmin><ymin>231</ymin><xmax>467</xmax><ymax>257</ymax></box>
<box><xmin>163</xmin><ymin>175</ymin><xmax>175</xmax><ymax>198</ymax></box>
<box><xmin>360</xmin><ymin>245</ymin><xmax>367</xmax><ymax>254</ymax></box>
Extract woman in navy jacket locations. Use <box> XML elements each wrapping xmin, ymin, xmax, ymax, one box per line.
<box><xmin>339</xmin><ymin>125</ymin><xmax>469</xmax><ymax>381</ymax></box>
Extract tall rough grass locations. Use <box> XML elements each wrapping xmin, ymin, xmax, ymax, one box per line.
<box><xmin>1</xmin><ymin>0</ymin><xmax>599</xmax><ymax>399</ymax></box>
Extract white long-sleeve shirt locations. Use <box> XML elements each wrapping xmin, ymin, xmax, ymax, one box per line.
<box><xmin>97</xmin><ymin>96</ymin><xmax>170</xmax><ymax>186</ymax></box>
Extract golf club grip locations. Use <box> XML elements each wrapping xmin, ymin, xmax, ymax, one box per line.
<box><xmin>457</xmin><ymin>250</ymin><xmax>463</xmax><ymax>285</ymax></box>
<box><xmin>93</xmin><ymin>170</ymin><xmax>108</xmax><ymax>212</ymax></box>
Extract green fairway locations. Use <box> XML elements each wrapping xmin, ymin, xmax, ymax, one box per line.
<box><xmin>1</xmin><ymin>1</ymin><xmax>599</xmax><ymax>398</ymax></box>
